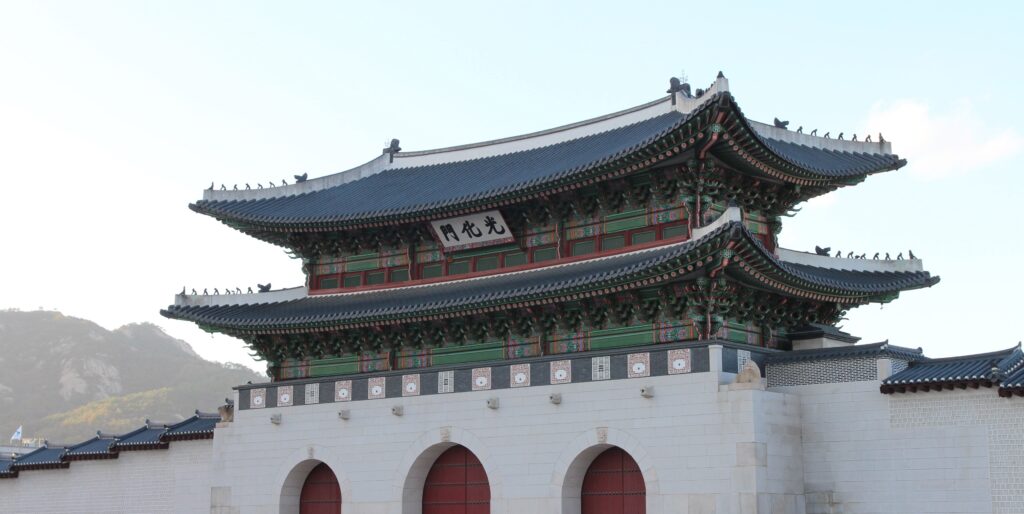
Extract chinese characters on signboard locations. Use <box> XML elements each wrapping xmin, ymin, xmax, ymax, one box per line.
<box><xmin>429</xmin><ymin>210</ymin><xmax>514</xmax><ymax>251</ymax></box>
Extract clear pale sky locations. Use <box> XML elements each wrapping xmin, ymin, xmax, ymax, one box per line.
<box><xmin>1</xmin><ymin>1</ymin><xmax>1021</xmax><ymax>373</ymax></box>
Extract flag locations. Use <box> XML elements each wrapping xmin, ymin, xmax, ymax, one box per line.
<box><xmin>10</xmin><ymin>426</ymin><xmax>22</xmax><ymax>442</ymax></box>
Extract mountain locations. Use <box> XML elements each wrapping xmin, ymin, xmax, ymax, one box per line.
<box><xmin>0</xmin><ymin>310</ymin><xmax>264</xmax><ymax>442</ymax></box>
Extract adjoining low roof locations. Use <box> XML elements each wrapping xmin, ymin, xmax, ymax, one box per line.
<box><xmin>881</xmin><ymin>344</ymin><xmax>1024</xmax><ymax>394</ymax></box>
<box><xmin>64</xmin><ymin>436</ymin><xmax>117</xmax><ymax>460</ymax></box>
<box><xmin>162</xmin><ymin>412</ymin><xmax>219</xmax><ymax>441</ymax></box>
<box><xmin>766</xmin><ymin>341</ymin><xmax>923</xmax><ymax>364</ymax></box>
<box><xmin>0</xmin><ymin>457</ymin><xmax>18</xmax><ymax>478</ymax></box>
<box><xmin>112</xmin><ymin>423</ymin><xmax>169</xmax><ymax>451</ymax></box>
<box><xmin>9</xmin><ymin>445</ymin><xmax>67</xmax><ymax>471</ymax></box>
<box><xmin>190</xmin><ymin>87</ymin><xmax>903</xmax><ymax>231</ymax></box>
<box><xmin>163</xmin><ymin>219</ymin><xmax>937</xmax><ymax>334</ymax></box>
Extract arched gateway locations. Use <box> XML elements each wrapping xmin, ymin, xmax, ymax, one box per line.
<box><xmin>581</xmin><ymin>447</ymin><xmax>645</xmax><ymax>514</ymax></box>
<box><xmin>422</xmin><ymin>445</ymin><xmax>490</xmax><ymax>514</ymax></box>
<box><xmin>299</xmin><ymin>462</ymin><xmax>342</xmax><ymax>514</ymax></box>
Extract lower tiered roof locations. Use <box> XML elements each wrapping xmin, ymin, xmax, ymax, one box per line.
<box><xmin>163</xmin><ymin>213</ymin><xmax>938</xmax><ymax>335</ymax></box>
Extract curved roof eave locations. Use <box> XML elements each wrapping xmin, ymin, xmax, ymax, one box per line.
<box><xmin>188</xmin><ymin>90</ymin><xmax>905</xmax><ymax>232</ymax></box>
<box><xmin>162</xmin><ymin>219</ymin><xmax>937</xmax><ymax>334</ymax></box>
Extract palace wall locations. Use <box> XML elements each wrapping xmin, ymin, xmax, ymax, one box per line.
<box><xmin>3</xmin><ymin>352</ymin><xmax>1022</xmax><ymax>513</ymax></box>
<box><xmin>773</xmin><ymin>380</ymin><xmax>1021</xmax><ymax>514</ymax></box>
<box><xmin>0</xmin><ymin>439</ymin><xmax>212</xmax><ymax>514</ymax></box>
<box><xmin>205</xmin><ymin>361</ymin><xmax>804</xmax><ymax>514</ymax></box>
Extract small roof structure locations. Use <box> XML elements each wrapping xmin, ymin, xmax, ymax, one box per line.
<box><xmin>162</xmin><ymin>411</ymin><xmax>220</xmax><ymax>442</ymax></box>
<box><xmin>111</xmin><ymin>421</ymin><xmax>170</xmax><ymax>451</ymax></box>
<box><xmin>881</xmin><ymin>343</ymin><xmax>1024</xmax><ymax>394</ymax></box>
<box><xmin>9</xmin><ymin>444</ymin><xmax>68</xmax><ymax>472</ymax></box>
<box><xmin>63</xmin><ymin>433</ymin><xmax>118</xmax><ymax>461</ymax></box>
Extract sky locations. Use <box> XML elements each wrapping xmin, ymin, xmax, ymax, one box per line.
<box><xmin>1</xmin><ymin>1</ymin><xmax>1021</xmax><ymax>373</ymax></box>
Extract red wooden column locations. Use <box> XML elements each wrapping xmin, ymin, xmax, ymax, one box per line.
<box><xmin>422</xmin><ymin>445</ymin><xmax>490</xmax><ymax>514</ymax></box>
<box><xmin>300</xmin><ymin>462</ymin><xmax>342</xmax><ymax>514</ymax></box>
<box><xmin>581</xmin><ymin>447</ymin><xmax>646</xmax><ymax>514</ymax></box>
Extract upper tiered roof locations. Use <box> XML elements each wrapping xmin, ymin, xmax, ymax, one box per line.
<box><xmin>190</xmin><ymin>75</ymin><xmax>903</xmax><ymax>233</ymax></box>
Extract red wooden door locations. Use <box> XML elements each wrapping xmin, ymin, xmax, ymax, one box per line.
<box><xmin>300</xmin><ymin>462</ymin><xmax>341</xmax><ymax>514</ymax></box>
<box><xmin>422</xmin><ymin>445</ymin><xmax>490</xmax><ymax>514</ymax></box>
<box><xmin>581</xmin><ymin>447</ymin><xmax>645</xmax><ymax>514</ymax></box>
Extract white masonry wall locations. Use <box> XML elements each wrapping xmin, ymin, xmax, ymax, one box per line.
<box><xmin>772</xmin><ymin>380</ymin><xmax>1018</xmax><ymax>514</ymax></box>
<box><xmin>207</xmin><ymin>364</ymin><xmax>805</xmax><ymax>514</ymax></box>
<box><xmin>0</xmin><ymin>439</ymin><xmax>212</xmax><ymax>514</ymax></box>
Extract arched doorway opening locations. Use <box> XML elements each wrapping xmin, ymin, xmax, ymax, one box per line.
<box><xmin>422</xmin><ymin>444</ymin><xmax>490</xmax><ymax>514</ymax></box>
<box><xmin>581</xmin><ymin>447</ymin><xmax>645</xmax><ymax>514</ymax></box>
<box><xmin>299</xmin><ymin>462</ymin><xmax>342</xmax><ymax>514</ymax></box>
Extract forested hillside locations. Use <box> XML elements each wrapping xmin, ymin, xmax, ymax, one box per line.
<box><xmin>0</xmin><ymin>310</ymin><xmax>264</xmax><ymax>442</ymax></box>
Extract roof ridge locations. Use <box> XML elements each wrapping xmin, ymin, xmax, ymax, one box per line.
<box><xmin>909</xmin><ymin>345</ymin><xmax>1021</xmax><ymax>365</ymax></box>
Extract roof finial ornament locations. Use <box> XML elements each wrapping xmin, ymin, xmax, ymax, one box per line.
<box><xmin>837</xmin><ymin>132</ymin><xmax>844</xmax><ymax>140</ymax></box>
<box><xmin>846</xmin><ymin>251</ymin><xmax>854</xmax><ymax>259</ymax></box>
<box><xmin>294</xmin><ymin>173</ymin><xmax>308</xmax><ymax>183</ymax></box>
<box><xmin>908</xmin><ymin>249</ymin><xmax>916</xmax><ymax>259</ymax></box>
<box><xmin>851</xmin><ymin>134</ymin><xmax>858</xmax><ymax>142</ymax></box>
<box><xmin>247</xmin><ymin>286</ymin><xmax>254</xmax><ymax>294</ymax></box>
<box><xmin>281</xmin><ymin>179</ymin><xmax>288</xmax><ymax>186</ymax></box>
<box><xmin>220</xmin><ymin>184</ymin><xmax>226</xmax><ymax>190</ymax></box>
<box><xmin>258</xmin><ymin>283</ymin><xmax>272</xmax><ymax>293</ymax></box>
<box><xmin>245</xmin><ymin>183</ymin><xmax>251</xmax><ymax>190</ymax></box>
<box><xmin>383</xmin><ymin>139</ymin><xmax>402</xmax><ymax>163</ymax></box>
<box><xmin>208</xmin><ymin>182</ymin><xmax>214</xmax><ymax>191</ymax></box>
<box><xmin>191</xmin><ymin>288</ymin><xmax>197</xmax><ymax>295</ymax></box>
<box><xmin>872</xmin><ymin>252</ymin><xmax>880</xmax><ymax>260</ymax></box>
<box><xmin>179</xmin><ymin>286</ymin><xmax>186</xmax><ymax>295</ymax></box>
<box><xmin>823</xmin><ymin>132</ymin><xmax>830</xmax><ymax>139</ymax></box>
<box><xmin>815</xmin><ymin>245</ymin><xmax>831</xmax><ymax>256</ymax></box>
<box><xmin>235</xmin><ymin>287</ymin><xmax>242</xmax><ymax>294</ymax></box>
<box><xmin>203</xmin><ymin>288</ymin><xmax>209</xmax><ymax>295</ymax></box>
<box><xmin>835</xmin><ymin>250</ymin><xmax>842</xmax><ymax>258</ymax></box>
<box><xmin>897</xmin><ymin>252</ymin><xmax>904</xmax><ymax>260</ymax></box>
<box><xmin>213</xmin><ymin>288</ymin><xmax>220</xmax><ymax>295</ymax></box>
<box><xmin>885</xmin><ymin>252</ymin><xmax>891</xmax><ymax>260</ymax></box>
<box><xmin>773</xmin><ymin>117</ymin><xmax>789</xmax><ymax>130</ymax></box>
<box><xmin>232</xmin><ymin>184</ymin><xmax>238</xmax><ymax>191</ymax></box>
<box><xmin>796</xmin><ymin>126</ymin><xmax>803</xmax><ymax>134</ymax></box>
<box><xmin>717</xmin><ymin>70</ymin><xmax>725</xmax><ymax>79</ymax></box>
<box><xmin>865</xmin><ymin>134</ymin><xmax>872</xmax><ymax>143</ymax></box>
<box><xmin>666</xmin><ymin>77</ymin><xmax>691</xmax><ymax>104</ymax></box>
<box><xmin>879</xmin><ymin>133</ymin><xmax>885</xmax><ymax>143</ymax></box>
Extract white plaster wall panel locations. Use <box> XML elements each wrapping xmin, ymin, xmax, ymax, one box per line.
<box><xmin>775</xmin><ymin>381</ymin><xmax>998</xmax><ymax>514</ymax></box>
<box><xmin>0</xmin><ymin>440</ymin><xmax>212</xmax><ymax>514</ymax></box>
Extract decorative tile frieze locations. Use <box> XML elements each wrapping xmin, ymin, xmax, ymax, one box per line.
<box><xmin>238</xmin><ymin>345</ymin><xmax>726</xmax><ymax>410</ymax></box>
<box><xmin>250</xmin><ymin>388</ymin><xmax>266</xmax><ymax>409</ymax></box>
<box><xmin>402</xmin><ymin>374</ymin><xmax>421</xmax><ymax>396</ymax></box>
<box><xmin>668</xmin><ymin>349</ymin><xmax>692</xmax><ymax>374</ymax></box>
<box><xmin>628</xmin><ymin>353</ymin><xmax>651</xmax><ymax>378</ymax></box>
<box><xmin>368</xmin><ymin>377</ymin><xmax>386</xmax><ymax>399</ymax></box>
<box><xmin>472</xmin><ymin>368</ymin><xmax>492</xmax><ymax>391</ymax></box>
<box><xmin>550</xmin><ymin>360</ymin><xmax>572</xmax><ymax>384</ymax></box>
<box><xmin>335</xmin><ymin>380</ymin><xmax>352</xmax><ymax>402</ymax></box>
<box><xmin>277</xmin><ymin>385</ymin><xmax>294</xmax><ymax>407</ymax></box>
<box><xmin>438</xmin><ymin>370</ymin><xmax>454</xmax><ymax>393</ymax></box>
<box><xmin>304</xmin><ymin>383</ymin><xmax>320</xmax><ymax>404</ymax></box>
<box><xmin>592</xmin><ymin>356</ymin><xmax>611</xmax><ymax>380</ymax></box>
<box><xmin>510</xmin><ymin>364</ymin><xmax>531</xmax><ymax>387</ymax></box>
